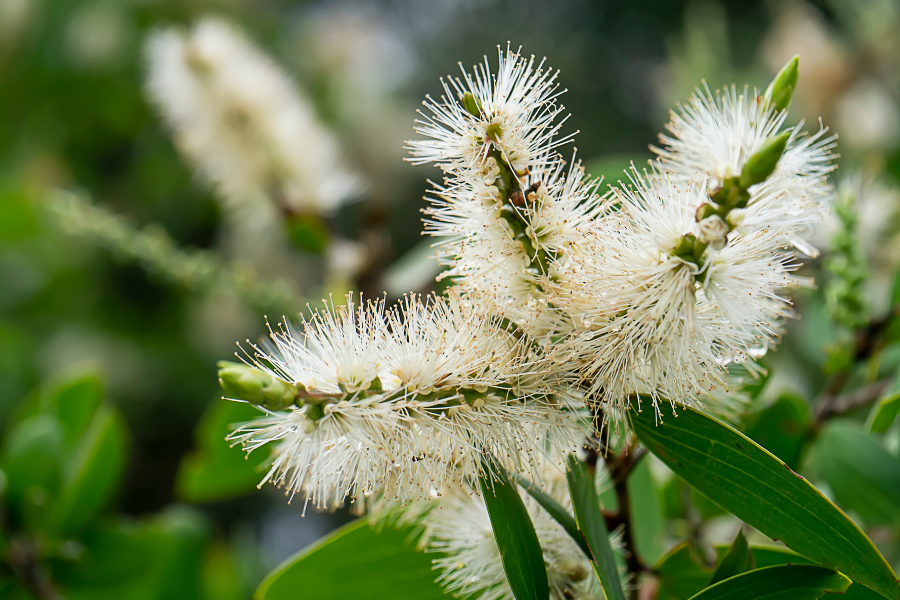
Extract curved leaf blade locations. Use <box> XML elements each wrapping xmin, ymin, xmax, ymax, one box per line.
<box><xmin>867</xmin><ymin>377</ymin><xmax>900</xmax><ymax>433</ymax></box>
<box><xmin>632</xmin><ymin>406</ymin><xmax>900</xmax><ymax>598</ymax></box>
<box><xmin>480</xmin><ymin>462</ymin><xmax>549</xmax><ymax>600</ymax></box>
<box><xmin>565</xmin><ymin>455</ymin><xmax>626</xmax><ymax>600</ymax></box>
<box><xmin>255</xmin><ymin>519</ymin><xmax>447</xmax><ymax>600</ymax></box>
<box><xmin>515</xmin><ymin>474</ymin><xmax>591</xmax><ymax>559</ymax></box>
<box><xmin>709</xmin><ymin>530</ymin><xmax>753</xmax><ymax>585</ymax></box>
<box><xmin>687</xmin><ymin>565</ymin><xmax>850</xmax><ymax>600</ymax></box>
<box><xmin>51</xmin><ymin>407</ymin><xmax>129</xmax><ymax>535</ymax></box>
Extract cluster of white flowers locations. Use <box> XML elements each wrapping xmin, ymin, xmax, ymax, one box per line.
<box><xmin>214</xmin><ymin>44</ymin><xmax>836</xmax><ymax>598</ymax></box>
<box><xmin>226</xmin><ymin>291</ymin><xmax>584</xmax><ymax>512</ymax></box>
<box><xmin>410</xmin><ymin>48</ymin><xmax>835</xmax><ymax>431</ymax></box>
<box><xmin>145</xmin><ymin>19</ymin><xmax>361</xmax><ymax>225</ymax></box>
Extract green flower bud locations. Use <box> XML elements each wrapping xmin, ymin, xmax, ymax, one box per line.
<box><xmin>461</xmin><ymin>91</ymin><xmax>481</xmax><ymax>117</ymax></box>
<box><xmin>764</xmin><ymin>55</ymin><xmax>799</xmax><ymax>113</ymax></box>
<box><xmin>217</xmin><ymin>361</ymin><xmax>297</xmax><ymax>410</ymax></box>
<box><xmin>740</xmin><ymin>131</ymin><xmax>791</xmax><ymax>189</ymax></box>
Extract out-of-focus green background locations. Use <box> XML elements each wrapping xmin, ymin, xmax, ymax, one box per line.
<box><xmin>2</xmin><ymin>0</ymin><xmax>900</xmax><ymax>597</ymax></box>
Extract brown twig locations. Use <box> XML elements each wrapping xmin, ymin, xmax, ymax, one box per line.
<box><xmin>821</xmin><ymin>305</ymin><xmax>899</xmax><ymax>400</ymax></box>
<box><xmin>7</xmin><ymin>537</ymin><xmax>61</xmax><ymax>600</ymax></box>
<box><xmin>813</xmin><ymin>377</ymin><xmax>893</xmax><ymax>425</ymax></box>
<box><xmin>604</xmin><ymin>445</ymin><xmax>650</xmax><ymax>599</ymax></box>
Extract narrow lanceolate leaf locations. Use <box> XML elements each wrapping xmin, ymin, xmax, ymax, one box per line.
<box><xmin>515</xmin><ymin>474</ymin><xmax>591</xmax><ymax>559</ymax></box>
<box><xmin>867</xmin><ymin>377</ymin><xmax>900</xmax><ymax>433</ymax></box>
<box><xmin>687</xmin><ymin>565</ymin><xmax>850</xmax><ymax>600</ymax></box>
<box><xmin>255</xmin><ymin>520</ymin><xmax>447</xmax><ymax>600</ymax></box>
<box><xmin>565</xmin><ymin>455</ymin><xmax>626</xmax><ymax>600</ymax></box>
<box><xmin>709</xmin><ymin>530</ymin><xmax>754</xmax><ymax>585</ymax></box>
<box><xmin>479</xmin><ymin>461</ymin><xmax>548</xmax><ymax>600</ymax></box>
<box><xmin>631</xmin><ymin>406</ymin><xmax>900</xmax><ymax>599</ymax></box>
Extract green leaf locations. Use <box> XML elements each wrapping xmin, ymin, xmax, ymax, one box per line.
<box><xmin>709</xmin><ymin>530</ymin><xmax>754</xmax><ymax>585</ymax></box>
<box><xmin>631</xmin><ymin>406</ymin><xmax>900</xmax><ymax>599</ymax></box>
<box><xmin>867</xmin><ymin>377</ymin><xmax>900</xmax><ymax>433</ymax></box>
<box><xmin>480</xmin><ymin>461</ymin><xmax>548</xmax><ymax>600</ymax></box>
<box><xmin>742</xmin><ymin>393</ymin><xmax>810</xmax><ymax>469</ymax></box>
<box><xmin>807</xmin><ymin>420</ymin><xmax>900</xmax><ymax>526</ymax></box>
<box><xmin>515</xmin><ymin>474</ymin><xmax>591</xmax><ymax>559</ymax></box>
<box><xmin>3</xmin><ymin>414</ymin><xmax>65</xmax><ymax>528</ymax></box>
<box><xmin>566</xmin><ymin>455</ymin><xmax>625</xmax><ymax>600</ymax></box>
<box><xmin>286</xmin><ymin>213</ymin><xmax>329</xmax><ymax>254</ymax></box>
<box><xmin>686</xmin><ymin>565</ymin><xmax>850</xmax><ymax>600</ymax></box>
<box><xmin>51</xmin><ymin>407</ymin><xmax>129</xmax><ymax>535</ymax></box>
<box><xmin>748</xmin><ymin>546</ymin><xmax>815</xmax><ymax>569</ymax></box>
<box><xmin>628</xmin><ymin>457</ymin><xmax>665</xmax><ymax>563</ymax></box>
<box><xmin>175</xmin><ymin>399</ymin><xmax>269</xmax><ymax>503</ymax></box>
<box><xmin>10</xmin><ymin>368</ymin><xmax>104</xmax><ymax>447</ymax></box>
<box><xmin>255</xmin><ymin>519</ymin><xmax>448</xmax><ymax>600</ymax></box>
<box><xmin>655</xmin><ymin>542</ymin><xmax>713</xmax><ymax>600</ymax></box>
<box><xmin>57</xmin><ymin>507</ymin><xmax>211</xmax><ymax>600</ymax></box>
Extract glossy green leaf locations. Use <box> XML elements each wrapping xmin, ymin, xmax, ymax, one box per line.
<box><xmin>628</xmin><ymin>457</ymin><xmax>665</xmax><ymax>563</ymax></box>
<box><xmin>566</xmin><ymin>455</ymin><xmax>625</xmax><ymax>600</ymax></box>
<box><xmin>175</xmin><ymin>399</ymin><xmax>268</xmax><ymax>503</ymax></box>
<box><xmin>3</xmin><ymin>414</ymin><xmax>65</xmax><ymax>527</ymax></box>
<box><xmin>686</xmin><ymin>565</ymin><xmax>850</xmax><ymax>600</ymax></box>
<box><xmin>742</xmin><ymin>393</ymin><xmax>810</xmax><ymax>469</ymax></box>
<box><xmin>11</xmin><ymin>369</ymin><xmax>105</xmax><ymax>447</ymax></box>
<box><xmin>480</xmin><ymin>462</ymin><xmax>548</xmax><ymax>600</ymax></box>
<box><xmin>867</xmin><ymin>377</ymin><xmax>900</xmax><ymax>433</ymax></box>
<box><xmin>748</xmin><ymin>546</ymin><xmax>815</xmax><ymax>569</ymax></box>
<box><xmin>709</xmin><ymin>530</ymin><xmax>753</xmax><ymax>585</ymax></box>
<box><xmin>808</xmin><ymin>420</ymin><xmax>900</xmax><ymax>526</ymax></box>
<box><xmin>631</xmin><ymin>406</ymin><xmax>900</xmax><ymax>599</ymax></box>
<box><xmin>58</xmin><ymin>507</ymin><xmax>211</xmax><ymax>600</ymax></box>
<box><xmin>655</xmin><ymin>542</ymin><xmax>713</xmax><ymax>600</ymax></box>
<box><xmin>255</xmin><ymin>519</ymin><xmax>448</xmax><ymax>600</ymax></box>
<box><xmin>515</xmin><ymin>474</ymin><xmax>591</xmax><ymax>559</ymax></box>
<box><xmin>51</xmin><ymin>407</ymin><xmax>129</xmax><ymax>535</ymax></box>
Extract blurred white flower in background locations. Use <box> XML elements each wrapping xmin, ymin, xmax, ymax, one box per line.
<box><xmin>145</xmin><ymin>19</ymin><xmax>363</xmax><ymax>231</ymax></box>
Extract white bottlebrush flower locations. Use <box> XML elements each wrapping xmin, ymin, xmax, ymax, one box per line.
<box><xmin>550</xmin><ymin>168</ymin><xmax>806</xmax><ymax>424</ymax></box>
<box><xmin>423</xmin><ymin>153</ymin><xmax>604</xmax><ymax>344</ymax></box>
<box><xmin>227</xmin><ymin>292</ymin><xmax>585</xmax><ymax>511</ymax></box>
<box><xmin>419</xmin><ymin>458</ymin><xmax>620</xmax><ymax>600</ymax></box>
<box><xmin>145</xmin><ymin>19</ymin><xmax>361</xmax><ymax>224</ymax></box>
<box><xmin>653</xmin><ymin>83</ymin><xmax>837</xmax><ymax>256</ymax></box>
<box><xmin>407</xmin><ymin>44</ymin><xmax>570</xmax><ymax>180</ymax></box>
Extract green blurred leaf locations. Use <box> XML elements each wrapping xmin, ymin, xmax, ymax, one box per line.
<box><xmin>57</xmin><ymin>507</ymin><xmax>210</xmax><ymax>600</ymax></box>
<box><xmin>687</xmin><ymin>565</ymin><xmax>850</xmax><ymax>599</ymax></box>
<box><xmin>3</xmin><ymin>414</ymin><xmax>65</xmax><ymax>526</ymax></box>
<box><xmin>628</xmin><ymin>457</ymin><xmax>665</xmax><ymax>563</ymax></box>
<box><xmin>585</xmin><ymin>153</ymin><xmax>653</xmax><ymax>183</ymax></box>
<box><xmin>255</xmin><ymin>519</ymin><xmax>447</xmax><ymax>600</ymax></box>
<box><xmin>728</xmin><ymin>362</ymin><xmax>771</xmax><ymax>400</ymax></box>
<box><xmin>808</xmin><ymin>420</ymin><xmax>900</xmax><ymax>526</ymax></box>
<box><xmin>748</xmin><ymin>546</ymin><xmax>815</xmax><ymax>569</ymax></box>
<box><xmin>742</xmin><ymin>393</ymin><xmax>810</xmax><ymax>469</ymax></box>
<box><xmin>10</xmin><ymin>368</ymin><xmax>104</xmax><ymax>448</ymax></box>
<box><xmin>175</xmin><ymin>399</ymin><xmax>268</xmax><ymax>503</ymax></box>
<box><xmin>709</xmin><ymin>530</ymin><xmax>753</xmax><ymax>585</ymax></box>
<box><xmin>286</xmin><ymin>213</ymin><xmax>329</xmax><ymax>254</ymax></box>
<box><xmin>51</xmin><ymin>407</ymin><xmax>129</xmax><ymax>535</ymax></box>
<box><xmin>202</xmin><ymin>542</ymin><xmax>244</xmax><ymax>600</ymax></box>
<box><xmin>631</xmin><ymin>406</ymin><xmax>900</xmax><ymax>599</ymax></box>
<box><xmin>566</xmin><ymin>454</ymin><xmax>625</xmax><ymax>600</ymax></box>
<box><xmin>867</xmin><ymin>377</ymin><xmax>900</xmax><ymax>433</ymax></box>
<box><xmin>480</xmin><ymin>461</ymin><xmax>549</xmax><ymax>600</ymax></box>
<box><xmin>515</xmin><ymin>474</ymin><xmax>591</xmax><ymax>559</ymax></box>
<box><xmin>655</xmin><ymin>542</ymin><xmax>713</xmax><ymax>600</ymax></box>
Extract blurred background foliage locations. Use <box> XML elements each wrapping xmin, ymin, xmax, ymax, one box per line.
<box><xmin>2</xmin><ymin>0</ymin><xmax>900</xmax><ymax>597</ymax></box>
